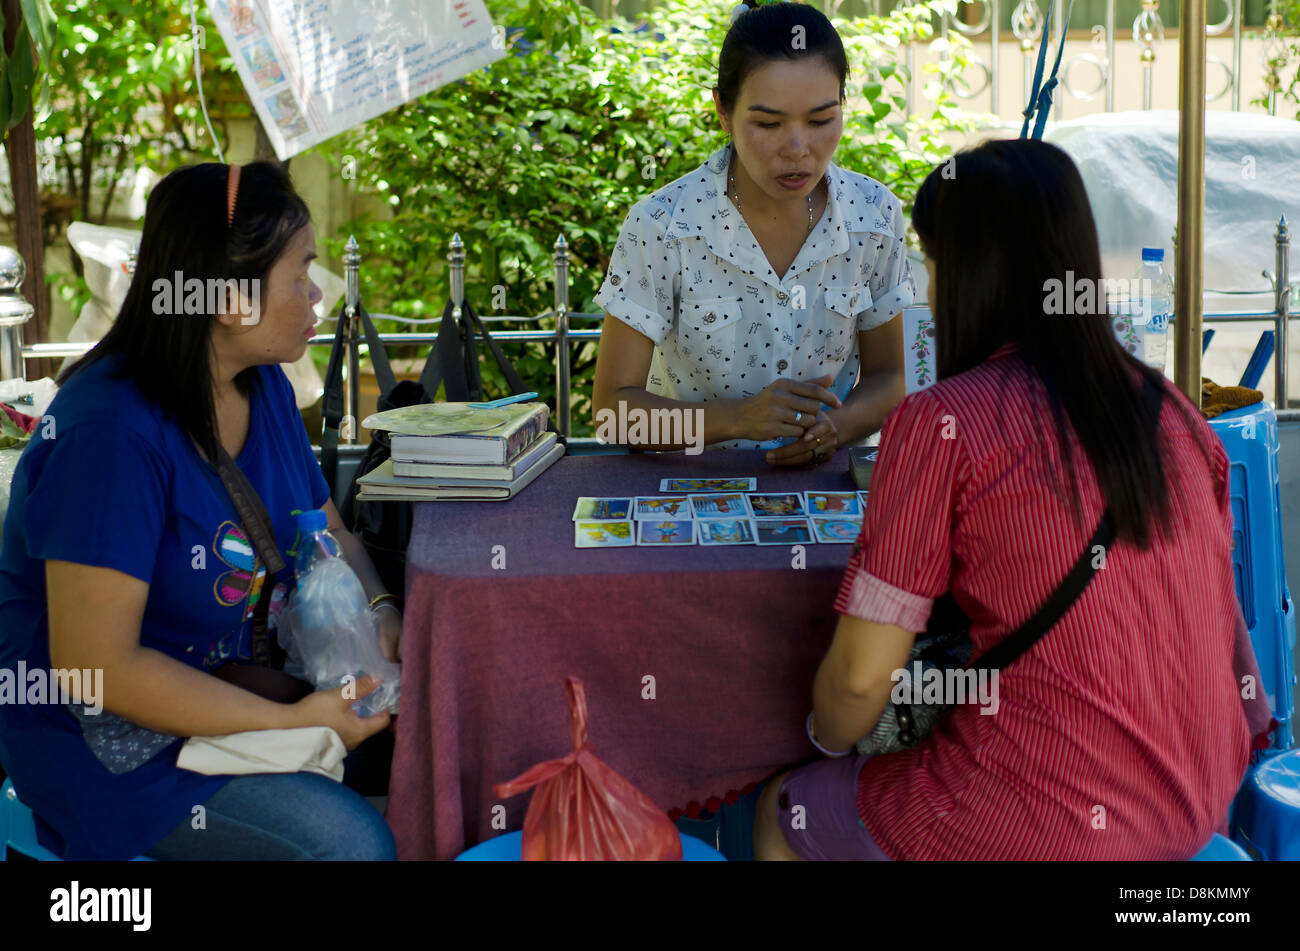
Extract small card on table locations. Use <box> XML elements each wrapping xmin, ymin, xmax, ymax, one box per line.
<box><xmin>634</xmin><ymin>495</ymin><xmax>691</xmax><ymax>519</ymax></box>
<box><xmin>697</xmin><ymin>518</ymin><xmax>757</xmax><ymax>545</ymax></box>
<box><xmin>572</xmin><ymin>497</ymin><xmax>634</xmax><ymax>521</ymax></box>
<box><xmin>637</xmin><ymin>519</ymin><xmax>696</xmax><ymax>545</ymax></box>
<box><xmin>747</xmin><ymin>492</ymin><xmax>806</xmax><ymax>518</ymax></box>
<box><xmin>660</xmin><ymin>477</ymin><xmax>757</xmax><ymax>493</ymax></box>
<box><xmin>574</xmin><ymin>520</ymin><xmax>636</xmax><ymax>548</ymax></box>
<box><xmin>754</xmin><ymin>517</ymin><xmax>814</xmax><ymax>545</ymax></box>
<box><xmin>804</xmin><ymin>491</ymin><xmax>863</xmax><ymax>518</ymax></box>
<box><xmin>811</xmin><ymin>516</ymin><xmax>862</xmax><ymax>544</ymax></box>
<box><xmin>689</xmin><ymin>493</ymin><xmax>752</xmax><ymax>518</ymax></box>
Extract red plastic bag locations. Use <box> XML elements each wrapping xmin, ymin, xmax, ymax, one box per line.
<box><xmin>493</xmin><ymin>677</ymin><xmax>683</xmax><ymax>861</ymax></box>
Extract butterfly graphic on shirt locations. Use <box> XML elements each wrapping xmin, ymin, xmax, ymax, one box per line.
<box><xmin>199</xmin><ymin>520</ymin><xmax>291</xmax><ymax>668</ymax></box>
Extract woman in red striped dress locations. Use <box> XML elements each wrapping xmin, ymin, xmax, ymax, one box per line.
<box><xmin>754</xmin><ymin>138</ymin><xmax>1256</xmax><ymax>860</ymax></box>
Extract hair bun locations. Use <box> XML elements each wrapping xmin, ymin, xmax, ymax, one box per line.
<box><xmin>729</xmin><ymin>3</ymin><xmax>750</xmax><ymax>25</ymax></box>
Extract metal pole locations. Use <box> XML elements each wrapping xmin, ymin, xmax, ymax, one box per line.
<box><xmin>343</xmin><ymin>235</ymin><xmax>360</xmax><ymax>445</ymax></box>
<box><xmin>1231</xmin><ymin>0</ymin><xmax>1242</xmax><ymax>111</ymax></box>
<box><xmin>991</xmin><ymin>0</ymin><xmax>1000</xmax><ymax>115</ymax></box>
<box><xmin>1275</xmin><ymin>215</ymin><xmax>1291</xmax><ymax>408</ymax></box>
<box><xmin>1105</xmin><ymin>0</ymin><xmax>1115</xmax><ymax>112</ymax></box>
<box><xmin>448</xmin><ymin>232</ymin><xmax>465</xmax><ymax>318</ymax></box>
<box><xmin>553</xmin><ymin>233</ymin><xmax>571</xmax><ymax>439</ymax></box>
<box><xmin>1173</xmin><ymin>0</ymin><xmax>1206</xmax><ymax>407</ymax></box>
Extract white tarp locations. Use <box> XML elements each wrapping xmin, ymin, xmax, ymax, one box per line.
<box><xmin>1047</xmin><ymin>110</ymin><xmax>1300</xmax><ymax>401</ymax></box>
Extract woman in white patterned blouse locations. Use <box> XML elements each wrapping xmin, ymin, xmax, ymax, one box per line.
<box><xmin>592</xmin><ymin>2</ymin><xmax>914</xmax><ymax>464</ymax></box>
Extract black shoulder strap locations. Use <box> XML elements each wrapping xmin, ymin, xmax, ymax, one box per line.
<box><xmin>975</xmin><ymin>372</ymin><xmax>1164</xmax><ymax>672</ymax></box>
<box><xmin>214</xmin><ymin>443</ymin><xmax>286</xmax><ymax>668</ymax></box>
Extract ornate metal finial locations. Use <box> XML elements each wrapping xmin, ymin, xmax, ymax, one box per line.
<box><xmin>1134</xmin><ymin>0</ymin><xmax>1164</xmax><ymax>64</ymax></box>
<box><xmin>1011</xmin><ymin>0</ymin><xmax>1042</xmax><ymax>53</ymax></box>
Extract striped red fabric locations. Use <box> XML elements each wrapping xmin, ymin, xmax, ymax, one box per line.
<box><xmin>835</xmin><ymin>342</ymin><xmax>1251</xmax><ymax>859</ymax></box>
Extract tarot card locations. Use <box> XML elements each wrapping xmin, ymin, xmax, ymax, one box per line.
<box><xmin>857</xmin><ymin>491</ymin><xmax>870</xmax><ymax>509</ymax></box>
<box><xmin>804</xmin><ymin>491</ymin><xmax>863</xmax><ymax>518</ymax></box>
<box><xmin>634</xmin><ymin>495</ymin><xmax>691</xmax><ymax>519</ymax></box>
<box><xmin>689</xmin><ymin>493</ymin><xmax>752</xmax><ymax>518</ymax></box>
<box><xmin>697</xmin><ymin>518</ymin><xmax>756</xmax><ymax>545</ymax></box>
<box><xmin>637</xmin><ymin>519</ymin><xmax>696</xmax><ymax>546</ymax></box>
<box><xmin>747</xmin><ymin>492</ymin><xmax>806</xmax><ymax>518</ymax></box>
<box><xmin>574</xmin><ymin>520</ymin><xmax>636</xmax><ymax>548</ymax></box>
<box><xmin>754</xmin><ymin>517</ymin><xmax>814</xmax><ymax>545</ymax></box>
<box><xmin>572</xmin><ymin>497</ymin><xmax>634</xmax><ymax>521</ymax></box>
<box><xmin>660</xmin><ymin>477</ymin><xmax>757</xmax><ymax>493</ymax></box>
<box><xmin>812</xmin><ymin>517</ymin><xmax>862</xmax><ymax>544</ymax></box>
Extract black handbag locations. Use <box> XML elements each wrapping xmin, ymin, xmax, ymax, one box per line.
<box><xmin>857</xmin><ymin>372</ymin><xmax>1164</xmax><ymax>755</ymax></box>
<box><xmin>321</xmin><ymin>297</ymin><xmax>543</xmax><ymax>603</ymax></box>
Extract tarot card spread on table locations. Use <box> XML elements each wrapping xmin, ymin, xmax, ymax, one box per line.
<box><xmin>811</xmin><ymin>517</ymin><xmax>862</xmax><ymax>543</ymax></box>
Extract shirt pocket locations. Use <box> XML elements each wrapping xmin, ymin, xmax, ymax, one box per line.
<box><xmin>821</xmin><ymin>285</ymin><xmax>872</xmax><ymax>359</ymax></box>
<box><xmin>675</xmin><ymin>297</ymin><xmax>746</xmax><ymax>369</ymax></box>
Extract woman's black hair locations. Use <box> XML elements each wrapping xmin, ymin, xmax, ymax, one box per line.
<box><xmin>911</xmin><ymin>137</ymin><xmax>1215</xmax><ymax>549</ymax></box>
<box><xmin>715</xmin><ymin>2</ymin><xmax>849</xmax><ymax>114</ymax></box>
<box><xmin>57</xmin><ymin>161</ymin><xmax>311</xmax><ymax>467</ymax></box>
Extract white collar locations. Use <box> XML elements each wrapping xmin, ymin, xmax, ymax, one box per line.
<box><xmin>662</xmin><ymin>143</ymin><xmax>892</xmax><ymax>284</ymax></box>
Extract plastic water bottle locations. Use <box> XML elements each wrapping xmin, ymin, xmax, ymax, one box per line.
<box><xmin>1135</xmin><ymin>247</ymin><xmax>1173</xmax><ymax>373</ymax></box>
<box><xmin>295</xmin><ymin>508</ymin><xmax>342</xmax><ymax>582</ymax></box>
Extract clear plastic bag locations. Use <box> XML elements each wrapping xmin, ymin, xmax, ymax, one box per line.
<box><xmin>277</xmin><ymin>555</ymin><xmax>401</xmax><ymax>717</ymax></box>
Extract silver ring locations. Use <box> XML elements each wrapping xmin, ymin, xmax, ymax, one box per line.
<box><xmin>794</xmin><ymin>411</ymin><xmax>803</xmax><ymax>425</ymax></box>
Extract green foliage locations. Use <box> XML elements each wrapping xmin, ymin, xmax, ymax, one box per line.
<box><xmin>329</xmin><ymin>0</ymin><xmax>977</xmax><ymax>434</ymax></box>
<box><xmin>0</xmin><ymin>0</ymin><xmax>57</xmax><ymax>133</ymax></box>
<box><xmin>1250</xmin><ymin>0</ymin><xmax>1300</xmax><ymax>116</ymax></box>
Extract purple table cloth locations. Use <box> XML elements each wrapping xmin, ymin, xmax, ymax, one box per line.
<box><xmin>388</xmin><ymin>448</ymin><xmax>861</xmax><ymax>860</ymax></box>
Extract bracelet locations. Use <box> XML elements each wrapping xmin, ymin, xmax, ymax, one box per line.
<box><xmin>806</xmin><ymin>711</ymin><xmax>851</xmax><ymax>758</ymax></box>
<box><xmin>369</xmin><ymin>593</ymin><xmax>400</xmax><ymax>614</ymax></box>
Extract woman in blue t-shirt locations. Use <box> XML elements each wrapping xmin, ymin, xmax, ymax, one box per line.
<box><xmin>0</xmin><ymin>162</ymin><xmax>400</xmax><ymax>860</ymax></box>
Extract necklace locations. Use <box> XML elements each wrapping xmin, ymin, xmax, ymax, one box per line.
<box><xmin>728</xmin><ymin>148</ymin><xmax>822</xmax><ymax>235</ymax></box>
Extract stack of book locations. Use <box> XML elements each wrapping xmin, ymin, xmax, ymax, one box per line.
<box><xmin>355</xmin><ymin>401</ymin><xmax>563</xmax><ymax>500</ymax></box>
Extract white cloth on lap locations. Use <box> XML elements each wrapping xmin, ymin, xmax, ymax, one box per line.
<box><xmin>178</xmin><ymin>726</ymin><xmax>346</xmax><ymax>781</ymax></box>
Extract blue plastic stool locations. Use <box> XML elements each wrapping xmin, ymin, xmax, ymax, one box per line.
<box><xmin>1189</xmin><ymin>832</ymin><xmax>1253</xmax><ymax>860</ymax></box>
<box><xmin>1208</xmin><ymin>402</ymin><xmax>1297</xmax><ymax>750</ymax></box>
<box><xmin>1232</xmin><ymin>748</ymin><xmax>1300</xmax><ymax>860</ymax></box>
<box><xmin>1</xmin><ymin>778</ymin><xmax>153</xmax><ymax>862</ymax></box>
<box><xmin>455</xmin><ymin>829</ymin><xmax>726</xmax><ymax>861</ymax></box>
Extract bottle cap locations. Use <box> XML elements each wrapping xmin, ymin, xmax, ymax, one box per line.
<box><xmin>1141</xmin><ymin>247</ymin><xmax>1164</xmax><ymax>262</ymax></box>
<box><xmin>296</xmin><ymin>509</ymin><xmax>328</xmax><ymax>534</ymax></box>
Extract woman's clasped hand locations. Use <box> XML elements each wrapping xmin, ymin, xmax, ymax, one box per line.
<box><xmin>730</xmin><ymin>374</ymin><xmax>843</xmax><ymax>466</ymax></box>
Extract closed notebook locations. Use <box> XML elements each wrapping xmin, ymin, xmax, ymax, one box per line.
<box><xmin>356</xmin><ymin>442</ymin><xmax>564</xmax><ymax>500</ymax></box>
<box><xmin>390</xmin><ymin>431</ymin><xmax>558</xmax><ymax>481</ymax></box>
<box><xmin>362</xmin><ymin>401</ymin><xmax>550</xmax><ymax>465</ymax></box>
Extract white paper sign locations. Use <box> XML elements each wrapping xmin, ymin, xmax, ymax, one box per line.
<box><xmin>902</xmin><ymin>304</ymin><xmax>936</xmax><ymax>393</ymax></box>
<box><xmin>206</xmin><ymin>0</ymin><xmax>506</xmax><ymax>160</ymax></box>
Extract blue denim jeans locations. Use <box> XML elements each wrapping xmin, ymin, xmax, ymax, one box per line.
<box><xmin>145</xmin><ymin>771</ymin><xmax>396</xmax><ymax>861</ymax></box>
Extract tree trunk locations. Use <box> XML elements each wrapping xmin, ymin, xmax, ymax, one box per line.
<box><xmin>2</xmin><ymin>0</ymin><xmax>51</xmax><ymax>381</ymax></box>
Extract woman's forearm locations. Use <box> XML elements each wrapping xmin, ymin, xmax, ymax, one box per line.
<box><xmin>594</xmin><ymin>385</ymin><xmax>742</xmax><ymax>451</ymax></box>
<box><xmin>811</xmin><ymin>656</ymin><xmax>894</xmax><ymax>753</ymax></box>
<box><xmin>94</xmin><ymin>646</ymin><xmax>306</xmax><ymax>737</ymax></box>
<box><xmin>829</xmin><ymin>366</ymin><xmax>905</xmax><ymax>446</ymax></box>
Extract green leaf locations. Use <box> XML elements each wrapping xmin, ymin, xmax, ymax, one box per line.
<box><xmin>19</xmin><ymin>0</ymin><xmax>56</xmax><ymax>67</ymax></box>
